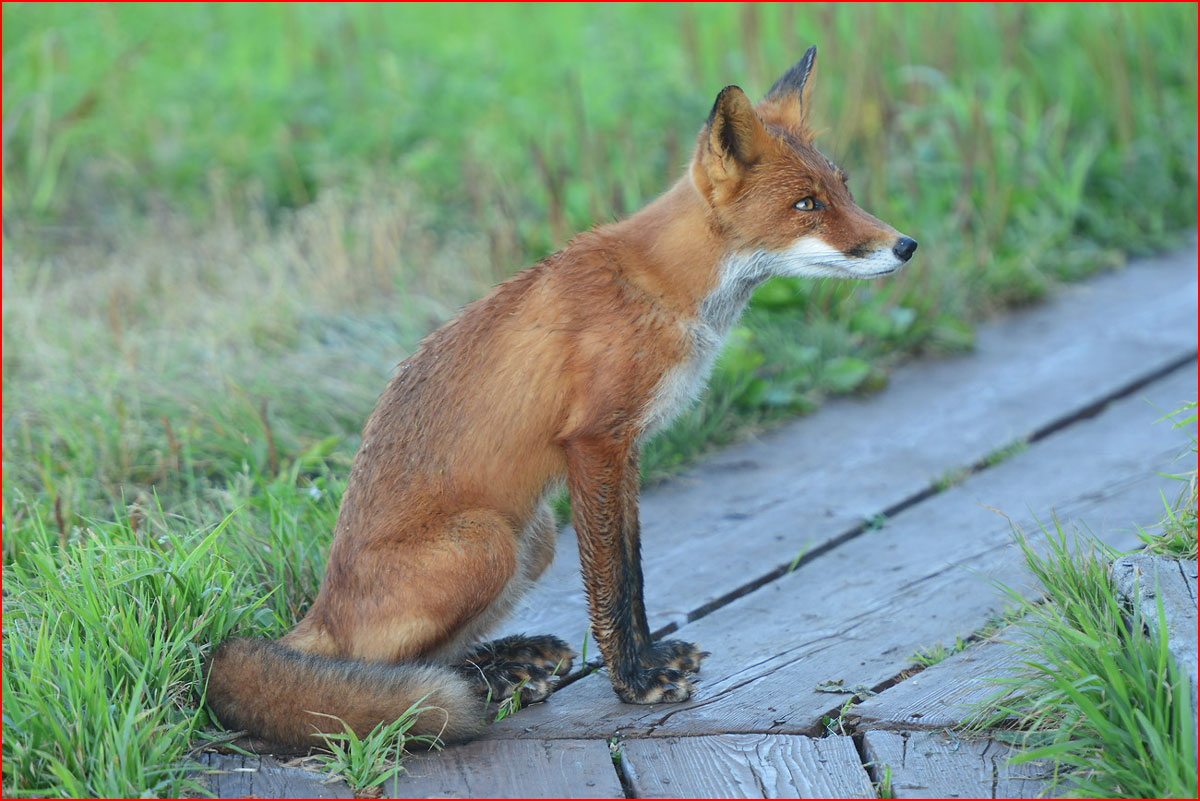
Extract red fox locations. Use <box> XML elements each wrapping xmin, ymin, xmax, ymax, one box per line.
<box><xmin>207</xmin><ymin>46</ymin><xmax>916</xmax><ymax>749</ymax></box>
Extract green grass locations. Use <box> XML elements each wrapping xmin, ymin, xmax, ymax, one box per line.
<box><xmin>975</xmin><ymin>522</ymin><xmax>1196</xmax><ymax>798</ymax></box>
<box><xmin>2</xmin><ymin>4</ymin><xmax>1197</xmax><ymax>797</ymax></box>
<box><xmin>2</xmin><ymin>472</ymin><xmax>343</xmax><ymax>797</ymax></box>
<box><xmin>911</xmin><ymin>639</ymin><xmax>962</xmax><ymax>669</ymax></box>
<box><xmin>875</xmin><ymin>763</ymin><xmax>895</xmax><ymax>799</ymax></box>
<box><xmin>1137</xmin><ymin>401</ymin><xmax>1198</xmax><ymax>560</ymax></box>
<box><xmin>909</xmin><ymin>606</ymin><xmax>1026</xmax><ymax>669</ymax></box>
<box><xmin>929</xmin><ymin>401</ymin><xmax>1197</xmax><ymax>796</ymax></box>
<box><xmin>307</xmin><ymin>705</ymin><xmax>440</xmax><ymax>796</ymax></box>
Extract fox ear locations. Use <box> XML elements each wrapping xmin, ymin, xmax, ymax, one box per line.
<box><xmin>695</xmin><ymin>85</ymin><xmax>768</xmax><ymax>193</ymax></box>
<box><xmin>764</xmin><ymin>45</ymin><xmax>817</xmax><ymax>121</ymax></box>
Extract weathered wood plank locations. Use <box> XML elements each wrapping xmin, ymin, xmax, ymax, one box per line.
<box><xmin>485</xmin><ymin>366</ymin><xmax>1195</xmax><ymax>739</ymax></box>
<box><xmin>1111</xmin><ymin>554</ymin><xmax>1199</xmax><ymax>710</ymax></box>
<box><xmin>498</xmin><ymin>246</ymin><xmax>1198</xmax><ymax>647</ymax></box>
<box><xmin>849</xmin><ymin>629</ymin><xmax>1031</xmax><ymax>731</ymax></box>
<box><xmin>195</xmin><ymin>752</ymin><xmax>353</xmax><ymax>799</ymax></box>
<box><xmin>860</xmin><ymin>730</ymin><xmax>1060</xmax><ymax>799</ymax></box>
<box><xmin>620</xmin><ymin>734</ymin><xmax>874</xmax><ymax>799</ymax></box>
<box><xmin>386</xmin><ymin>739</ymin><xmax>623</xmax><ymax>799</ymax></box>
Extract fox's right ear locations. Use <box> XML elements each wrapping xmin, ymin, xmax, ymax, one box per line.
<box><xmin>693</xmin><ymin>85</ymin><xmax>769</xmax><ymax>201</ymax></box>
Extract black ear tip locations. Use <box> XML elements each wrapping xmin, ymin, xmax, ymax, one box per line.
<box><xmin>765</xmin><ymin>48</ymin><xmax>818</xmax><ymax>102</ymax></box>
<box><xmin>708</xmin><ymin>85</ymin><xmax>744</xmax><ymax>124</ymax></box>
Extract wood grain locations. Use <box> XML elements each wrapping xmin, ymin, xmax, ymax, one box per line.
<box><xmin>195</xmin><ymin>753</ymin><xmax>353</xmax><ymax>799</ymax></box>
<box><xmin>620</xmin><ymin>734</ymin><xmax>874</xmax><ymax>799</ymax></box>
<box><xmin>860</xmin><ymin>730</ymin><xmax>1060</xmax><ymax>799</ymax></box>
<box><xmin>387</xmin><ymin>738</ymin><xmax>623</xmax><ymax>798</ymax></box>
<box><xmin>849</xmin><ymin>628</ymin><xmax>1031</xmax><ymax>731</ymax></box>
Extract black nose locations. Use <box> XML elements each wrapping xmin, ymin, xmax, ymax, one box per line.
<box><xmin>892</xmin><ymin>237</ymin><xmax>917</xmax><ymax>262</ymax></box>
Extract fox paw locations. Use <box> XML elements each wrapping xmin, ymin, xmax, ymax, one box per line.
<box><xmin>469</xmin><ymin>634</ymin><xmax>575</xmax><ymax>676</ymax></box>
<box><xmin>502</xmin><ymin>663</ymin><xmax>558</xmax><ymax>704</ymax></box>
<box><xmin>461</xmin><ymin>660</ymin><xmax>558</xmax><ymax>704</ymax></box>
<box><xmin>642</xmin><ymin>639</ymin><xmax>709</xmax><ymax>673</ymax></box>
<box><xmin>615</xmin><ymin>666</ymin><xmax>694</xmax><ymax>704</ymax></box>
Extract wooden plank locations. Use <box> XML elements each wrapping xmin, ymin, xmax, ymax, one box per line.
<box><xmin>498</xmin><ymin>246</ymin><xmax>1198</xmax><ymax>647</ymax></box>
<box><xmin>196</xmin><ymin>752</ymin><xmax>353</xmax><ymax>799</ymax></box>
<box><xmin>1111</xmin><ymin>554</ymin><xmax>1199</xmax><ymax>710</ymax></box>
<box><xmin>620</xmin><ymin>734</ymin><xmax>874</xmax><ymax>799</ymax></box>
<box><xmin>860</xmin><ymin>730</ymin><xmax>1059</xmax><ymax>799</ymax></box>
<box><xmin>387</xmin><ymin>739</ymin><xmax>623</xmax><ymax>799</ymax></box>
<box><xmin>485</xmin><ymin>366</ymin><xmax>1195</xmax><ymax>739</ymax></box>
<box><xmin>849</xmin><ymin>628</ymin><xmax>1031</xmax><ymax>731</ymax></box>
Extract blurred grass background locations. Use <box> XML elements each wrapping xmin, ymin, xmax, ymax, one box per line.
<box><xmin>1</xmin><ymin>3</ymin><xmax>1196</xmax><ymax>797</ymax></box>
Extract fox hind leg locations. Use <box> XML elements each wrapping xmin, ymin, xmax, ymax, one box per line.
<box><xmin>457</xmin><ymin>633</ymin><xmax>575</xmax><ymax>704</ymax></box>
<box><xmin>470</xmin><ymin>633</ymin><xmax>575</xmax><ymax>675</ymax></box>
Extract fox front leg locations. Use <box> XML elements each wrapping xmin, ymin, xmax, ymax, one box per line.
<box><xmin>564</xmin><ymin>432</ymin><xmax>706</xmax><ymax>703</ymax></box>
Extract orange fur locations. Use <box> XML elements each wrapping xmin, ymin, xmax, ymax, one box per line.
<box><xmin>206</xmin><ymin>46</ymin><xmax>916</xmax><ymax>748</ymax></box>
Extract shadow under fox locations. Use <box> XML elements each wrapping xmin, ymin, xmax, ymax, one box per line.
<box><xmin>207</xmin><ymin>46</ymin><xmax>917</xmax><ymax>749</ymax></box>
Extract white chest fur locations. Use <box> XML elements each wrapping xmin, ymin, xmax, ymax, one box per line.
<box><xmin>640</xmin><ymin>250</ymin><xmax>773</xmax><ymax>435</ymax></box>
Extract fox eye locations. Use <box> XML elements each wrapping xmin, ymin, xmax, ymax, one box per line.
<box><xmin>794</xmin><ymin>197</ymin><xmax>823</xmax><ymax>211</ymax></box>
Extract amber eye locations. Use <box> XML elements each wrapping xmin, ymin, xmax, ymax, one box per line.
<box><xmin>794</xmin><ymin>197</ymin><xmax>821</xmax><ymax>211</ymax></box>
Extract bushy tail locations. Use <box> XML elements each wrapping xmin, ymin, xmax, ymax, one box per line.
<box><xmin>205</xmin><ymin>638</ymin><xmax>483</xmax><ymax>750</ymax></box>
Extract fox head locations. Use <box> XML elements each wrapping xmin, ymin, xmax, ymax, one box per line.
<box><xmin>691</xmin><ymin>46</ymin><xmax>916</xmax><ymax>279</ymax></box>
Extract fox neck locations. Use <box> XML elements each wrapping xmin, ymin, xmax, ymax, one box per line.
<box><xmin>607</xmin><ymin>177</ymin><xmax>774</xmax><ymax>436</ymax></box>
<box><xmin>606</xmin><ymin>176</ymin><xmax>767</xmax><ymax>335</ymax></box>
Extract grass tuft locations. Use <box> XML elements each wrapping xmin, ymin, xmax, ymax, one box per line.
<box><xmin>307</xmin><ymin>705</ymin><xmax>442</xmax><ymax>796</ymax></box>
<box><xmin>974</xmin><ymin>521</ymin><xmax>1197</xmax><ymax>798</ymax></box>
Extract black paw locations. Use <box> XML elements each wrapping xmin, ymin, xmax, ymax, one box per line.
<box><xmin>642</xmin><ymin>639</ymin><xmax>709</xmax><ymax>673</ymax></box>
<box><xmin>615</xmin><ymin>666</ymin><xmax>694</xmax><ymax>704</ymax></box>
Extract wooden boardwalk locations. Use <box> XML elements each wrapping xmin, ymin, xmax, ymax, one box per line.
<box><xmin>199</xmin><ymin>244</ymin><xmax>1198</xmax><ymax>798</ymax></box>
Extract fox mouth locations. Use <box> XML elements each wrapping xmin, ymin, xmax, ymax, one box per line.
<box><xmin>819</xmin><ymin>260</ymin><xmax>902</xmax><ymax>279</ymax></box>
<box><xmin>857</xmin><ymin>264</ymin><xmax>901</xmax><ymax>277</ymax></box>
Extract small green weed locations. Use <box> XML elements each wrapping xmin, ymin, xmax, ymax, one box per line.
<box><xmin>932</xmin><ymin>437</ymin><xmax>1032</xmax><ymax>495</ymax></box>
<box><xmin>608</xmin><ymin>736</ymin><xmax>622</xmax><ymax>766</ymax></box>
<box><xmin>309</xmin><ymin>704</ymin><xmax>441</xmax><ymax>795</ymax></box>
<box><xmin>911</xmin><ymin>606</ymin><xmax>1026</xmax><ymax>669</ymax></box>
<box><xmin>911</xmin><ymin>637</ymin><xmax>963</xmax><ymax>668</ymax></box>
<box><xmin>492</xmin><ymin>681</ymin><xmax>526</xmax><ymax>723</ymax></box>
<box><xmin>821</xmin><ymin>697</ymin><xmax>861</xmax><ymax>736</ymax></box>
<box><xmin>1137</xmin><ymin>400</ymin><xmax>1197</xmax><ymax>559</ymax></box>
<box><xmin>933</xmin><ymin>466</ymin><xmax>972</xmax><ymax>493</ymax></box>
<box><xmin>875</xmin><ymin>763</ymin><xmax>894</xmax><ymax>799</ymax></box>
<box><xmin>786</xmin><ymin>542</ymin><xmax>813</xmax><ymax>572</ymax></box>
<box><xmin>577</xmin><ymin>627</ymin><xmax>596</xmax><ymax>677</ymax></box>
<box><xmin>982</xmin><ymin>438</ymin><xmax>1030</xmax><ymax>467</ymax></box>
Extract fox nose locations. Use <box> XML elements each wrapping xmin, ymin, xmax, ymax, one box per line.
<box><xmin>892</xmin><ymin>237</ymin><xmax>918</xmax><ymax>262</ymax></box>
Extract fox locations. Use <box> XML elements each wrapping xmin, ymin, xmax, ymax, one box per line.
<box><xmin>206</xmin><ymin>46</ymin><xmax>916</xmax><ymax>750</ymax></box>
